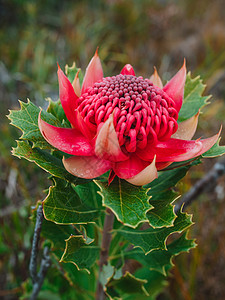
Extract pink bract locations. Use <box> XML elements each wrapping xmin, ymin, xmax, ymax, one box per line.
<box><xmin>38</xmin><ymin>50</ymin><xmax>220</xmax><ymax>186</ymax></box>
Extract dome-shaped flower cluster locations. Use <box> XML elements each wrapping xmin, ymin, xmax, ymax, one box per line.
<box><xmin>39</xmin><ymin>51</ymin><xmax>220</xmax><ymax>185</ymax></box>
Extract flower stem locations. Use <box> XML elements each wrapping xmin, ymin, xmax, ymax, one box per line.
<box><xmin>96</xmin><ymin>208</ymin><xmax>115</xmax><ymax>300</ymax></box>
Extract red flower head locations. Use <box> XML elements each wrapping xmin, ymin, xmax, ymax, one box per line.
<box><xmin>39</xmin><ymin>50</ymin><xmax>220</xmax><ymax>185</ymax></box>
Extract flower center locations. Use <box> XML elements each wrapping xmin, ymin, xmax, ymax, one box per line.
<box><xmin>77</xmin><ymin>74</ymin><xmax>178</xmax><ymax>153</ymax></box>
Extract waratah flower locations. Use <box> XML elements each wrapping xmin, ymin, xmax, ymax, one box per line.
<box><xmin>38</xmin><ymin>50</ymin><xmax>220</xmax><ymax>186</ymax></box>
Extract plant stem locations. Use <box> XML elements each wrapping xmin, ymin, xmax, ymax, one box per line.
<box><xmin>96</xmin><ymin>208</ymin><xmax>115</xmax><ymax>300</ymax></box>
<box><xmin>29</xmin><ymin>205</ymin><xmax>51</xmax><ymax>300</ymax></box>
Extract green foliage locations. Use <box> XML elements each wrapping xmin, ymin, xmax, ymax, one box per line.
<box><xmin>33</xmin><ymin>204</ymin><xmax>100</xmax><ymax>274</ymax></box>
<box><xmin>96</xmin><ymin>178</ymin><xmax>153</xmax><ymax>228</ymax></box>
<box><xmin>133</xmin><ymin>269</ymin><xmax>168</xmax><ymax>300</ymax></box>
<box><xmin>202</xmin><ymin>138</ymin><xmax>225</xmax><ymax>157</ymax></box>
<box><xmin>60</xmin><ymin>235</ymin><xmax>100</xmax><ymax>273</ymax></box>
<box><xmin>43</xmin><ymin>178</ymin><xmax>101</xmax><ymax>224</ymax></box>
<box><xmin>74</xmin><ymin>181</ymin><xmax>103</xmax><ymax>210</ymax></box>
<box><xmin>65</xmin><ymin>62</ymin><xmax>84</xmax><ymax>85</ymax></box>
<box><xmin>179</xmin><ymin>72</ymin><xmax>211</xmax><ymax>122</ymax></box>
<box><xmin>124</xmin><ymin>232</ymin><xmax>196</xmax><ymax>276</ymax></box>
<box><xmin>8</xmin><ymin>100</ymin><xmax>62</xmax><ymax>149</ymax></box>
<box><xmin>12</xmin><ymin>140</ymin><xmax>87</xmax><ymax>184</ymax></box>
<box><xmin>146</xmin><ymin>160</ymin><xmax>200</xmax><ymax>228</ymax></box>
<box><xmin>99</xmin><ymin>263</ymin><xmax>115</xmax><ymax>290</ymax></box>
<box><xmin>108</xmin><ymin>232</ymin><xmax>195</xmax><ymax>299</ymax></box>
<box><xmin>115</xmin><ymin>210</ymin><xmax>193</xmax><ymax>254</ymax></box>
<box><xmin>46</xmin><ymin>98</ymin><xmax>68</xmax><ymax>125</ymax></box>
<box><xmin>107</xmin><ymin>272</ymin><xmax>149</xmax><ymax>299</ymax></box>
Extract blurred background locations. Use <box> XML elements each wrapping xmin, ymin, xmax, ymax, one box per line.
<box><xmin>1</xmin><ymin>0</ymin><xmax>225</xmax><ymax>299</ymax></box>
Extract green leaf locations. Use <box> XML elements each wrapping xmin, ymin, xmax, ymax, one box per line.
<box><xmin>145</xmin><ymin>164</ymin><xmax>197</xmax><ymax>228</ymax></box>
<box><xmin>107</xmin><ymin>272</ymin><xmax>148</xmax><ymax>298</ymax></box>
<box><xmin>202</xmin><ymin>137</ymin><xmax>225</xmax><ymax>157</ymax></box>
<box><xmin>52</xmin><ymin>259</ymin><xmax>96</xmax><ymax>297</ymax></box>
<box><xmin>46</xmin><ymin>98</ymin><xmax>68</xmax><ymax>125</ymax></box>
<box><xmin>133</xmin><ymin>268</ymin><xmax>168</xmax><ymax>300</ymax></box>
<box><xmin>124</xmin><ymin>232</ymin><xmax>196</xmax><ymax>275</ymax></box>
<box><xmin>129</xmin><ymin>233</ymin><xmax>195</xmax><ymax>299</ymax></box>
<box><xmin>12</xmin><ymin>140</ymin><xmax>87</xmax><ymax>184</ymax></box>
<box><xmin>178</xmin><ymin>72</ymin><xmax>210</xmax><ymax>122</ymax></box>
<box><xmin>60</xmin><ymin>235</ymin><xmax>100</xmax><ymax>273</ymax></box>
<box><xmin>95</xmin><ymin>178</ymin><xmax>153</xmax><ymax>228</ymax></box>
<box><xmin>146</xmin><ymin>191</ymin><xmax>177</xmax><ymax>229</ymax></box>
<box><xmin>8</xmin><ymin>100</ymin><xmax>62</xmax><ymax>149</ymax></box>
<box><xmin>34</xmin><ymin>209</ymin><xmax>77</xmax><ymax>252</ymax></box>
<box><xmin>65</xmin><ymin>62</ymin><xmax>83</xmax><ymax>85</ymax></box>
<box><xmin>115</xmin><ymin>210</ymin><xmax>193</xmax><ymax>254</ymax></box>
<box><xmin>43</xmin><ymin>178</ymin><xmax>100</xmax><ymax>224</ymax></box>
<box><xmin>99</xmin><ymin>264</ymin><xmax>115</xmax><ymax>290</ymax></box>
<box><xmin>32</xmin><ymin>205</ymin><xmax>98</xmax><ymax>293</ymax></box>
<box><xmin>75</xmin><ymin>181</ymin><xmax>103</xmax><ymax>210</ymax></box>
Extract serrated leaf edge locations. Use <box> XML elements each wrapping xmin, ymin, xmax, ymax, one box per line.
<box><xmin>115</xmin><ymin>207</ymin><xmax>193</xmax><ymax>255</ymax></box>
<box><xmin>8</xmin><ymin>99</ymin><xmax>40</xmax><ymax>142</ymax></box>
<box><xmin>94</xmin><ymin>180</ymin><xmax>154</xmax><ymax>229</ymax></box>
<box><xmin>148</xmin><ymin>194</ymin><xmax>181</xmax><ymax>229</ymax></box>
<box><xmin>42</xmin><ymin>182</ymin><xmax>101</xmax><ymax>225</ymax></box>
<box><xmin>11</xmin><ymin>140</ymin><xmax>59</xmax><ymax>175</ymax></box>
<box><xmin>108</xmin><ymin>271</ymin><xmax>149</xmax><ymax>297</ymax></box>
<box><xmin>60</xmin><ymin>234</ymin><xmax>98</xmax><ymax>274</ymax></box>
<box><xmin>150</xmin><ymin>230</ymin><xmax>197</xmax><ymax>275</ymax></box>
<box><xmin>202</xmin><ymin>136</ymin><xmax>225</xmax><ymax>158</ymax></box>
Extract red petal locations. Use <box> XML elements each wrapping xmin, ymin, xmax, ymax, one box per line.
<box><xmin>63</xmin><ymin>155</ymin><xmax>112</xmax><ymax>179</ymax></box>
<box><xmin>38</xmin><ymin>111</ymin><xmax>94</xmax><ymax>156</ymax></box>
<box><xmin>57</xmin><ymin>65</ymin><xmax>79</xmax><ymax>127</ymax></box>
<box><xmin>200</xmin><ymin>128</ymin><xmax>222</xmax><ymax>154</ymax></box>
<box><xmin>81</xmin><ymin>49</ymin><xmax>103</xmax><ymax>94</ymax></box>
<box><xmin>137</xmin><ymin>129</ymin><xmax>221</xmax><ymax>162</ymax></box>
<box><xmin>163</xmin><ymin>59</ymin><xmax>186</xmax><ymax>112</ymax></box>
<box><xmin>113</xmin><ymin>154</ymin><xmax>149</xmax><ymax>179</ymax></box>
<box><xmin>136</xmin><ymin>138</ymin><xmax>201</xmax><ymax>162</ymax></box>
<box><xmin>126</xmin><ymin>156</ymin><xmax>158</xmax><ymax>186</ymax></box>
<box><xmin>120</xmin><ymin>64</ymin><xmax>135</xmax><ymax>76</ymax></box>
<box><xmin>95</xmin><ymin>114</ymin><xmax>128</xmax><ymax>162</ymax></box>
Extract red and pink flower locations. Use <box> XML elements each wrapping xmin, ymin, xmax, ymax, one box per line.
<box><xmin>38</xmin><ymin>50</ymin><xmax>220</xmax><ymax>186</ymax></box>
